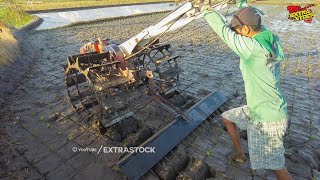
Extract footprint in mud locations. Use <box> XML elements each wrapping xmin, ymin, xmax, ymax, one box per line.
<box><xmin>123</xmin><ymin>125</ymin><xmax>154</xmax><ymax>147</ymax></box>
<box><xmin>104</xmin><ymin>117</ymin><xmax>140</xmax><ymax>142</ymax></box>
<box><xmin>167</xmin><ymin>91</ymin><xmax>197</xmax><ymax>110</ymax></box>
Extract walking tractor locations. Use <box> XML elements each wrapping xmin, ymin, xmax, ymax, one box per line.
<box><xmin>63</xmin><ymin>0</ymin><xmax>236</xmax><ymax>179</ymax></box>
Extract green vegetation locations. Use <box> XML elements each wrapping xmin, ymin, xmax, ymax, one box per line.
<box><xmin>206</xmin><ymin>149</ymin><xmax>213</xmax><ymax>157</ymax></box>
<box><xmin>0</xmin><ymin>2</ymin><xmax>27</xmax><ymax>65</ymax></box>
<box><xmin>112</xmin><ymin>165</ymin><xmax>121</xmax><ymax>172</ymax></box>
<box><xmin>46</xmin><ymin>121</ymin><xmax>51</xmax><ymax>128</ymax></box>
<box><xmin>0</xmin><ymin>0</ymin><xmax>33</xmax><ymax>28</ymax></box>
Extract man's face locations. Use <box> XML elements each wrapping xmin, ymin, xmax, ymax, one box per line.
<box><xmin>232</xmin><ymin>26</ymin><xmax>243</xmax><ymax>35</ymax></box>
<box><xmin>232</xmin><ymin>25</ymin><xmax>252</xmax><ymax>37</ymax></box>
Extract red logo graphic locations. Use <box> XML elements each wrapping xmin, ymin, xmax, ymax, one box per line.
<box><xmin>287</xmin><ymin>4</ymin><xmax>315</xmax><ymax>23</ymax></box>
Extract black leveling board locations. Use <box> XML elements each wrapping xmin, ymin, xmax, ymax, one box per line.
<box><xmin>118</xmin><ymin>90</ymin><xmax>227</xmax><ymax>180</ymax></box>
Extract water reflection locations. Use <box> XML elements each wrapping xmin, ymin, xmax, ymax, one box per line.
<box><xmin>35</xmin><ymin>2</ymin><xmax>178</xmax><ymax>30</ymax></box>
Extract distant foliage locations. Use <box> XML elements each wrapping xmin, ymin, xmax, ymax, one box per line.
<box><xmin>0</xmin><ymin>0</ymin><xmax>33</xmax><ymax>28</ymax></box>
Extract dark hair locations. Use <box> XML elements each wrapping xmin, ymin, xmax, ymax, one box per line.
<box><xmin>247</xmin><ymin>25</ymin><xmax>261</xmax><ymax>32</ymax></box>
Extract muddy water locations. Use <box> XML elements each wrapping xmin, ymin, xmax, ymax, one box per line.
<box><xmin>6</xmin><ymin>5</ymin><xmax>320</xmax><ymax>179</ymax></box>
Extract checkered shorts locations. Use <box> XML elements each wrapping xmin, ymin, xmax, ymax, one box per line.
<box><xmin>221</xmin><ymin>105</ymin><xmax>288</xmax><ymax>170</ymax></box>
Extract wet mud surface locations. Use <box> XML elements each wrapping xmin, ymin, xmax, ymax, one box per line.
<box><xmin>1</xmin><ymin>5</ymin><xmax>320</xmax><ymax>179</ymax></box>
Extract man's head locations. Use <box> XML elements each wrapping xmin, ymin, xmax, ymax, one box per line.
<box><xmin>230</xmin><ymin>7</ymin><xmax>262</xmax><ymax>37</ymax></box>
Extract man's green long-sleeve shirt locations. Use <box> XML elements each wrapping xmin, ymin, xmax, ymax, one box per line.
<box><xmin>202</xmin><ymin>10</ymin><xmax>287</xmax><ymax>122</ymax></box>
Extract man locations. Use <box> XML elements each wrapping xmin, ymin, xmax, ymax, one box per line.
<box><xmin>199</xmin><ymin>1</ymin><xmax>292</xmax><ymax>179</ymax></box>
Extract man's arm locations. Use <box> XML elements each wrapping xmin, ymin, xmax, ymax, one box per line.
<box><xmin>237</xmin><ymin>0</ymin><xmax>265</xmax><ymax>15</ymax></box>
<box><xmin>202</xmin><ymin>10</ymin><xmax>255</xmax><ymax>60</ymax></box>
<box><xmin>237</xmin><ymin>0</ymin><xmax>249</xmax><ymax>8</ymax></box>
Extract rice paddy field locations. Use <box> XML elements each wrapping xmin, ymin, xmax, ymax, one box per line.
<box><xmin>1</xmin><ymin>1</ymin><xmax>320</xmax><ymax>179</ymax></box>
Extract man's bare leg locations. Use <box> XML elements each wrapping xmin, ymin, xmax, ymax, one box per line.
<box><xmin>223</xmin><ymin>118</ymin><xmax>246</xmax><ymax>161</ymax></box>
<box><xmin>273</xmin><ymin>168</ymin><xmax>292</xmax><ymax>180</ymax></box>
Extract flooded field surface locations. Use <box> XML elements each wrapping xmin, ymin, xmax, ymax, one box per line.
<box><xmin>1</xmin><ymin>4</ymin><xmax>320</xmax><ymax>179</ymax></box>
<box><xmin>34</xmin><ymin>2</ymin><xmax>178</xmax><ymax>30</ymax></box>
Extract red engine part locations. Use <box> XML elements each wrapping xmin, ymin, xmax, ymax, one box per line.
<box><xmin>79</xmin><ymin>38</ymin><xmax>110</xmax><ymax>54</ymax></box>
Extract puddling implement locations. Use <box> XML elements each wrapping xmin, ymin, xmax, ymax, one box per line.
<box><xmin>63</xmin><ymin>0</ymin><xmax>234</xmax><ymax>179</ymax></box>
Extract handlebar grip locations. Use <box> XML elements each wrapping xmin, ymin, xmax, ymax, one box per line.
<box><xmin>227</xmin><ymin>0</ymin><xmax>236</xmax><ymax>4</ymax></box>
